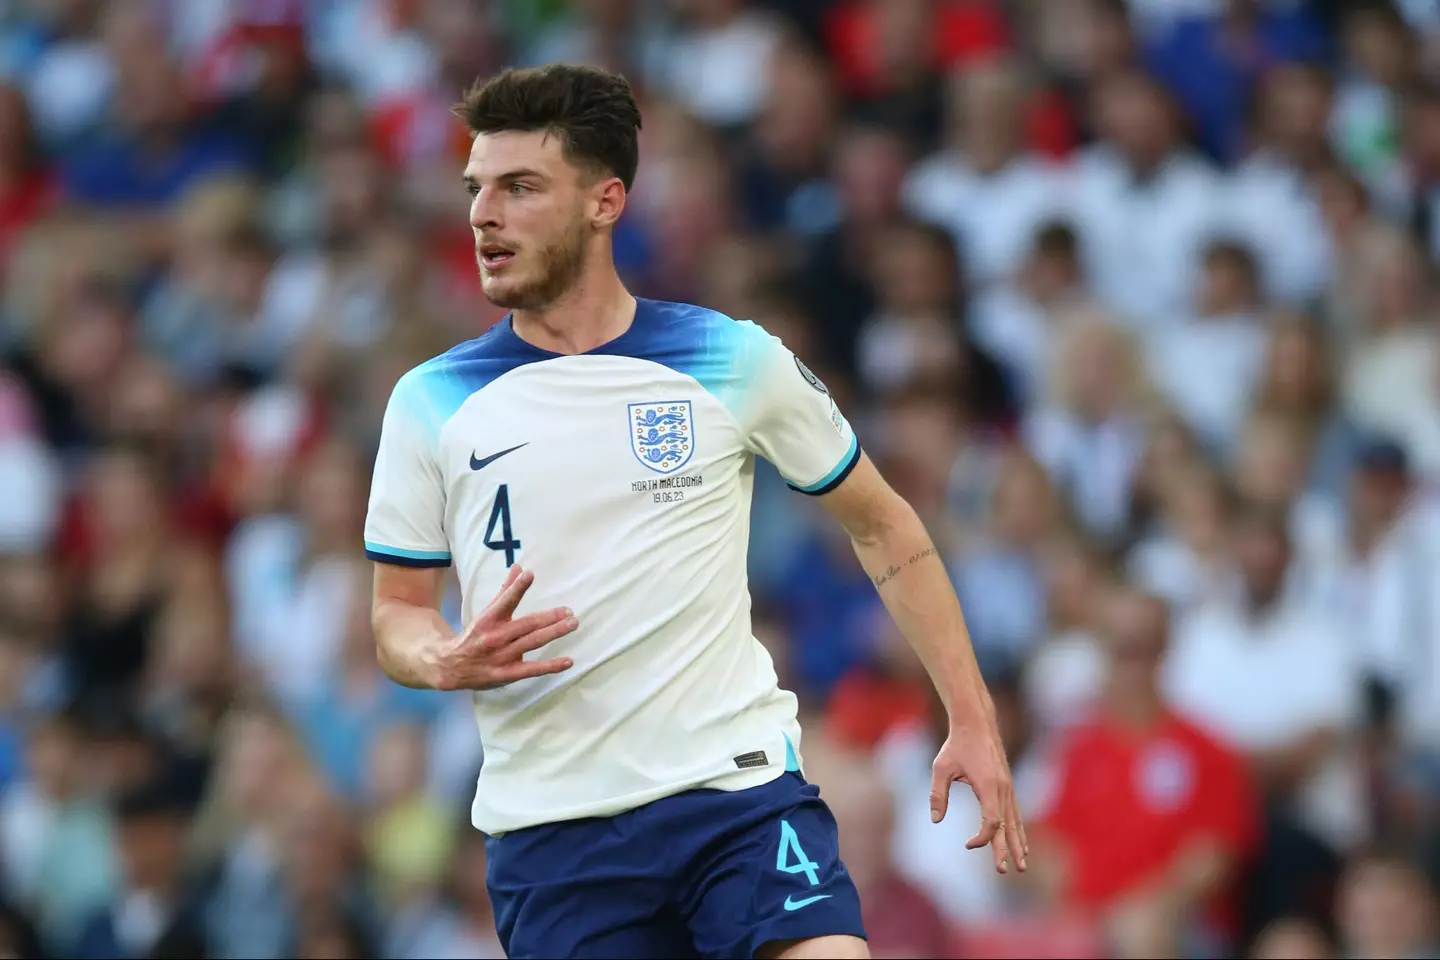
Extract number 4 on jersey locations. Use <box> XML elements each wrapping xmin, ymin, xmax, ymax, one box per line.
<box><xmin>484</xmin><ymin>484</ymin><xmax>522</xmax><ymax>567</ymax></box>
<box><xmin>776</xmin><ymin>820</ymin><xmax>821</xmax><ymax>886</ymax></box>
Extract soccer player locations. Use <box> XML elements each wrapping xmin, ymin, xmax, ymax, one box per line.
<box><xmin>365</xmin><ymin>64</ymin><xmax>1026</xmax><ymax>960</ymax></box>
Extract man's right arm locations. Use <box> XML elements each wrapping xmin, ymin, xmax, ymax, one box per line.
<box><xmin>372</xmin><ymin>564</ymin><xmax>454</xmax><ymax>689</ymax></box>
<box><xmin>372</xmin><ymin>562</ymin><xmax>577</xmax><ymax>692</ymax></box>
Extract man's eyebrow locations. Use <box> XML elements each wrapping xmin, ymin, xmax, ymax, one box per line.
<box><xmin>462</xmin><ymin>168</ymin><xmax>549</xmax><ymax>186</ymax></box>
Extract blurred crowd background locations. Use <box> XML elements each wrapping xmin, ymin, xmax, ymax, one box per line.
<box><xmin>1</xmin><ymin>0</ymin><xmax>1440</xmax><ymax>958</ymax></box>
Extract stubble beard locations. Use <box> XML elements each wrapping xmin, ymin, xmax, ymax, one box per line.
<box><xmin>480</xmin><ymin>216</ymin><xmax>590</xmax><ymax>312</ymax></box>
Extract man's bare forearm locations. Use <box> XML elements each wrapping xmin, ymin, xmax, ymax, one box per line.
<box><xmin>372</xmin><ymin>599</ymin><xmax>455</xmax><ymax>689</ymax></box>
<box><xmin>851</xmin><ymin>506</ymin><xmax>994</xmax><ymax>727</ymax></box>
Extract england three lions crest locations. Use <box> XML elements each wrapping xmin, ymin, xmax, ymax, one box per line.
<box><xmin>628</xmin><ymin>401</ymin><xmax>693</xmax><ymax>474</ymax></box>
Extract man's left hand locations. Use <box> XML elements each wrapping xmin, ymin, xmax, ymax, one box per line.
<box><xmin>930</xmin><ymin>723</ymin><xmax>1028</xmax><ymax>875</ymax></box>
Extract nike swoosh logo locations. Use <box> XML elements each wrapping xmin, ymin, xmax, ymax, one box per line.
<box><xmin>783</xmin><ymin>894</ymin><xmax>832</xmax><ymax>912</ymax></box>
<box><xmin>470</xmin><ymin>443</ymin><xmax>528</xmax><ymax>471</ymax></box>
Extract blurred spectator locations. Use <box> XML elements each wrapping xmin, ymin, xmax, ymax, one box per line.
<box><xmin>74</xmin><ymin>778</ymin><xmax>207</xmax><ymax>959</ymax></box>
<box><xmin>952</xmin><ymin>447</ymin><xmax>1063</xmax><ymax>664</ymax></box>
<box><xmin>733</xmin><ymin>41</ymin><xmax>838</xmax><ymax>237</ymax></box>
<box><xmin>808</xmin><ymin>743</ymin><xmax>953</xmax><ymax>959</ymax></box>
<box><xmin>1035</xmin><ymin>587</ymin><xmax>1258</xmax><ymax>959</ymax></box>
<box><xmin>797</xmin><ymin>122</ymin><xmax>911</xmax><ymax>376</ymax></box>
<box><xmin>525</xmin><ymin>0</ymin><xmax>664</xmax><ymax>79</ymax></box>
<box><xmin>969</xmin><ymin>220</ymin><xmax>1092</xmax><ymax>407</ymax></box>
<box><xmin>903</xmin><ymin>58</ymin><xmax>1064</xmax><ymax>290</ymax></box>
<box><xmin>1225</xmin><ymin>62</ymin><xmax>1334</xmax><ymax>305</ymax></box>
<box><xmin>388</xmin><ymin>826</ymin><xmax>506</xmax><ymax>959</ymax></box>
<box><xmin>362</xmin><ymin>720</ymin><xmax>454</xmax><ymax>910</ymax></box>
<box><xmin>1335</xmin><ymin>849</ymin><xmax>1440</xmax><ymax>959</ymax></box>
<box><xmin>62</xmin><ymin>445</ymin><xmax>176</xmax><ymax>707</ymax></box>
<box><xmin>0</xmin><ymin>84</ymin><xmax>55</xmax><ymax>273</ymax></box>
<box><xmin>1250</xmin><ymin>915</ymin><xmax>1336</xmax><ymax>959</ymax></box>
<box><xmin>1023</xmin><ymin>310</ymin><xmax>1149</xmax><ymax>541</ymax></box>
<box><xmin>1023</xmin><ymin>536</ymin><xmax>1110</xmax><ymax>735</ymax></box>
<box><xmin>292</xmin><ymin>559</ymin><xmax>438</xmax><ymax>802</ymax></box>
<box><xmin>1144</xmin><ymin>0</ymin><xmax>1328</xmax><ymax>164</ymax></box>
<box><xmin>1249</xmin><ymin>314</ymin><xmax>1359</xmax><ymax>500</ymax></box>
<box><xmin>658</xmin><ymin>0</ymin><xmax>786</xmax><ymax>130</ymax></box>
<box><xmin>0</xmin><ymin>710</ymin><xmax>118</xmax><ymax>954</ymax></box>
<box><xmin>854</xmin><ymin>219</ymin><xmax>1013</xmax><ymax>423</ymax></box>
<box><xmin>1332</xmin><ymin>1</ymin><xmax>1417</xmax><ymax>211</ymax></box>
<box><xmin>1146</xmin><ymin>238</ymin><xmax>1269</xmax><ymax>454</ymax></box>
<box><xmin>1128</xmin><ymin>459</ymin><xmax>1238</xmax><ymax>611</ymax></box>
<box><xmin>59</xmin><ymin>17</ymin><xmax>255</xmax><ymax>208</ymax></box>
<box><xmin>1066</xmin><ymin>70</ymin><xmax>1224</xmax><ymax>328</ymax></box>
<box><xmin>1164</xmin><ymin>503</ymin><xmax>1366</xmax><ymax>931</ymax></box>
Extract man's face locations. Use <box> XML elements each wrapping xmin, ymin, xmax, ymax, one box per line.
<box><xmin>1235</xmin><ymin>520</ymin><xmax>1291</xmax><ymax>600</ymax></box>
<box><xmin>465</xmin><ymin>130</ymin><xmax>595</xmax><ymax>311</ymax></box>
<box><xmin>1102</xmin><ymin>592</ymin><xmax>1168</xmax><ymax>687</ymax></box>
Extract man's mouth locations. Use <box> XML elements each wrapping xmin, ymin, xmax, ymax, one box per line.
<box><xmin>479</xmin><ymin>243</ymin><xmax>515</xmax><ymax>269</ymax></box>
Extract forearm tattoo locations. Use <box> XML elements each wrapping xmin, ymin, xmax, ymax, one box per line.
<box><xmin>871</xmin><ymin>546</ymin><xmax>938</xmax><ymax>588</ymax></box>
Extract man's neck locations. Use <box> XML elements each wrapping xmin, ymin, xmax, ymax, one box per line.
<box><xmin>1104</xmin><ymin>685</ymin><xmax>1164</xmax><ymax>730</ymax></box>
<box><xmin>511</xmin><ymin>267</ymin><xmax>636</xmax><ymax>355</ymax></box>
<box><xmin>1243</xmin><ymin>589</ymin><xmax>1281</xmax><ymax>622</ymax></box>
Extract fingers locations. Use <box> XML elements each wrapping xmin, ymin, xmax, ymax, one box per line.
<box><xmin>494</xmin><ymin>612</ymin><xmax>580</xmax><ymax>659</ymax></box>
<box><xmin>929</xmin><ymin>765</ymin><xmax>951</xmax><ymax>824</ymax></box>
<box><xmin>486</xmin><ymin>656</ymin><xmax>573</xmax><ymax>685</ymax></box>
<box><xmin>1008</xmin><ymin>789</ymin><xmax>1029</xmax><ymax>865</ymax></box>
<box><xmin>1006</xmin><ymin>813</ymin><xmax>1027</xmax><ymax>873</ymax></box>
<box><xmin>991</xmin><ymin>819</ymin><xmax>1012</xmax><ymax>875</ymax></box>
<box><xmin>965</xmin><ymin>813</ymin><xmax>1000</xmax><ymax>853</ymax></box>
<box><xmin>488</xmin><ymin>566</ymin><xmax>534</xmax><ymax>620</ymax></box>
<box><xmin>485</xmin><ymin>607</ymin><xmax>576</xmax><ymax>650</ymax></box>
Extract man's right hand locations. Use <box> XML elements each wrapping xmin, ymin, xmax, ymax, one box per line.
<box><xmin>426</xmin><ymin>565</ymin><xmax>578</xmax><ymax>691</ymax></box>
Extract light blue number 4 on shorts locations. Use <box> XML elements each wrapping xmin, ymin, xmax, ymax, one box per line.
<box><xmin>777</xmin><ymin>820</ymin><xmax>831</xmax><ymax>911</ymax></box>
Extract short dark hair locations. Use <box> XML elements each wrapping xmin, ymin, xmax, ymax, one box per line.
<box><xmin>454</xmin><ymin>64</ymin><xmax>643</xmax><ymax>191</ymax></box>
<box><xmin>1033</xmin><ymin>220</ymin><xmax>1079</xmax><ymax>260</ymax></box>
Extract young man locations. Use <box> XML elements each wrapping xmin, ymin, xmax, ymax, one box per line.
<box><xmin>365</xmin><ymin>64</ymin><xmax>1025</xmax><ymax>960</ymax></box>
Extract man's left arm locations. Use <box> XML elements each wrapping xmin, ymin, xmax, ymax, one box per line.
<box><xmin>817</xmin><ymin>452</ymin><xmax>1028</xmax><ymax>874</ymax></box>
<box><xmin>735</xmin><ymin>323</ymin><xmax>1026</xmax><ymax>874</ymax></box>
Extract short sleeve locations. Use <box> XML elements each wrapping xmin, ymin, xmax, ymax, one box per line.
<box><xmin>364</xmin><ymin>373</ymin><xmax>451</xmax><ymax>568</ymax></box>
<box><xmin>743</xmin><ymin>332</ymin><xmax>860</xmax><ymax>495</ymax></box>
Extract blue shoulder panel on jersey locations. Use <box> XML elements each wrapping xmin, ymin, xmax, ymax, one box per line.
<box><xmin>398</xmin><ymin>298</ymin><xmax>761</xmax><ymax>440</ymax></box>
<box><xmin>397</xmin><ymin>322</ymin><xmax>557</xmax><ymax>443</ymax></box>
<box><xmin>604</xmin><ymin>298</ymin><xmax>763</xmax><ymax>420</ymax></box>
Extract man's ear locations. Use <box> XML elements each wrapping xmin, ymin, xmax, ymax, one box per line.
<box><xmin>591</xmin><ymin>177</ymin><xmax>627</xmax><ymax>229</ymax></box>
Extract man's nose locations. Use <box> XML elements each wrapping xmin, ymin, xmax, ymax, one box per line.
<box><xmin>470</xmin><ymin>188</ymin><xmax>502</xmax><ymax>230</ymax></box>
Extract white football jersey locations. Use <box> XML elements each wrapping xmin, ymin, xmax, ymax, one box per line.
<box><xmin>364</xmin><ymin>299</ymin><xmax>860</xmax><ymax>835</ymax></box>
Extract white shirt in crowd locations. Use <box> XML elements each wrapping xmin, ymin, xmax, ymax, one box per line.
<box><xmin>1145</xmin><ymin>312</ymin><xmax>1269</xmax><ymax>454</ymax></box>
<box><xmin>1062</xmin><ymin>146</ymin><xmax>1225</xmax><ymax>329</ymax></box>
<box><xmin>659</xmin><ymin>9</ymin><xmax>782</xmax><ymax>128</ymax></box>
<box><xmin>1222</xmin><ymin>152</ymin><xmax>1332</xmax><ymax>306</ymax></box>
<box><xmin>903</xmin><ymin>153</ymin><xmax>1065</xmax><ymax>289</ymax></box>
<box><xmin>1023</xmin><ymin>407</ymin><xmax>1147</xmax><ymax>540</ymax></box>
<box><xmin>1164</xmin><ymin>595</ymin><xmax>1370</xmax><ymax>852</ymax></box>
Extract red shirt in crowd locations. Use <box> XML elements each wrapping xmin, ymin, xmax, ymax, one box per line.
<box><xmin>1042</xmin><ymin>709</ymin><xmax>1258</xmax><ymax>928</ymax></box>
<box><xmin>824</xmin><ymin>0</ymin><xmax>1010</xmax><ymax>98</ymax></box>
<box><xmin>824</xmin><ymin>667</ymin><xmax>933</xmax><ymax>750</ymax></box>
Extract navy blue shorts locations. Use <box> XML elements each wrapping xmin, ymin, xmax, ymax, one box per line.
<box><xmin>485</xmin><ymin>772</ymin><xmax>867</xmax><ymax>959</ymax></box>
